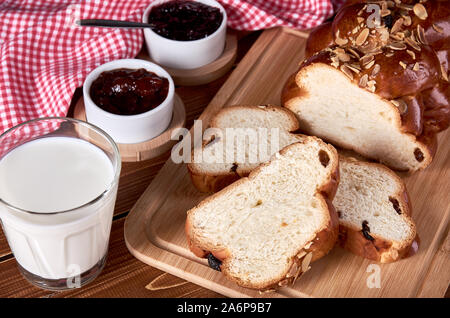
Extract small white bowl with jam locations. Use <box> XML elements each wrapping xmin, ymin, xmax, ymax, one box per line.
<box><xmin>142</xmin><ymin>0</ymin><xmax>227</xmax><ymax>69</ymax></box>
<box><xmin>83</xmin><ymin>59</ymin><xmax>175</xmax><ymax>144</ymax></box>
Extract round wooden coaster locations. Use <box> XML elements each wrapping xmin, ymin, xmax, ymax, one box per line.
<box><xmin>73</xmin><ymin>94</ymin><xmax>186</xmax><ymax>162</ymax></box>
<box><xmin>139</xmin><ymin>32</ymin><xmax>238</xmax><ymax>86</ymax></box>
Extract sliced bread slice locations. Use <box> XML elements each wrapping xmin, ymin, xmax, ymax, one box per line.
<box><xmin>282</xmin><ymin>61</ymin><xmax>435</xmax><ymax>172</ymax></box>
<box><xmin>334</xmin><ymin>157</ymin><xmax>418</xmax><ymax>263</ymax></box>
<box><xmin>186</xmin><ymin>140</ymin><xmax>339</xmax><ymax>290</ymax></box>
<box><xmin>188</xmin><ymin>105</ymin><xmax>305</xmax><ymax>192</ymax></box>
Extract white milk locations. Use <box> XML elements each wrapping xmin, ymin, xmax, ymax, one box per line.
<box><xmin>0</xmin><ymin>137</ymin><xmax>118</xmax><ymax>280</ymax></box>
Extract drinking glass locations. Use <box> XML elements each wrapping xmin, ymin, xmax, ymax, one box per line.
<box><xmin>0</xmin><ymin>117</ymin><xmax>121</xmax><ymax>290</ymax></box>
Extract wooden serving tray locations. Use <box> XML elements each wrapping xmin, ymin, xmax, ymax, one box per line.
<box><xmin>124</xmin><ymin>27</ymin><xmax>450</xmax><ymax>298</ymax></box>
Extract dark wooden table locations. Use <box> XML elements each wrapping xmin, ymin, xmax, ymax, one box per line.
<box><xmin>0</xmin><ymin>31</ymin><xmax>260</xmax><ymax>298</ymax></box>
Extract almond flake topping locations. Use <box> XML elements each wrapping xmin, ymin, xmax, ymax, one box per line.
<box><xmin>340</xmin><ymin>64</ymin><xmax>354</xmax><ymax>80</ymax></box>
<box><xmin>432</xmin><ymin>24</ymin><xmax>443</xmax><ymax>33</ymax></box>
<box><xmin>330</xmin><ymin>55</ymin><xmax>340</xmax><ymax>68</ymax></box>
<box><xmin>416</xmin><ymin>25</ymin><xmax>428</xmax><ymax>45</ymax></box>
<box><xmin>337</xmin><ymin>52</ymin><xmax>351</xmax><ymax>62</ymax></box>
<box><xmin>258</xmin><ymin>289</ymin><xmax>276</xmax><ymax>295</ymax></box>
<box><xmin>442</xmin><ymin>65</ymin><xmax>449</xmax><ymax>82</ymax></box>
<box><xmin>406</xmin><ymin>49</ymin><xmax>416</xmax><ymax>60</ymax></box>
<box><xmin>397</xmin><ymin>4</ymin><xmax>413</xmax><ymax>11</ymax></box>
<box><xmin>359</xmin><ymin>41</ymin><xmax>377</xmax><ymax>54</ymax></box>
<box><xmin>371</xmin><ymin>49</ymin><xmax>383</xmax><ymax>56</ymax></box>
<box><xmin>405</xmin><ymin>36</ymin><xmax>421</xmax><ymax>51</ymax></box>
<box><xmin>346</xmin><ymin>64</ymin><xmax>361</xmax><ymax>74</ymax></box>
<box><xmin>360</xmin><ymin>54</ymin><xmax>374</xmax><ymax>65</ymax></box>
<box><xmin>403</xmin><ymin>16</ymin><xmax>412</xmax><ymax>26</ymax></box>
<box><xmin>392</xmin><ymin>99</ymin><xmax>408</xmax><ymax>114</ymax></box>
<box><xmin>286</xmin><ymin>262</ymin><xmax>299</xmax><ymax>278</ymax></box>
<box><xmin>390</xmin><ymin>100</ymin><xmax>400</xmax><ymax>107</ymax></box>
<box><xmin>367</xmin><ymin>80</ymin><xmax>376</xmax><ymax>93</ymax></box>
<box><xmin>388</xmin><ymin>42</ymin><xmax>407</xmax><ymax>50</ymax></box>
<box><xmin>357</xmin><ymin>5</ymin><xmax>366</xmax><ymax>16</ymax></box>
<box><xmin>335</xmin><ymin>30</ymin><xmax>348</xmax><ymax>46</ymax></box>
<box><xmin>364</xmin><ymin>60</ymin><xmax>376</xmax><ymax>70</ymax></box>
<box><xmin>371</xmin><ymin>64</ymin><xmax>381</xmax><ymax>77</ymax></box>
<box><xmin>359</xmin><ymin>74</ymin><xmax>368</xmax><ymax>87</ymax></box>
<box><xmin>389</xmin><ymin>33</ymin><xmax>403</xmax><ymax>41</ymax></box>
<box><xmin>301</xmin><ymin>252</ymin><xmax>313</xmax><ymax>273</ymax></box>
<box><xmin>378</xmin><ymin>28</ymin><xmax>390</xmax><ymax>43</ymax></box>
<box><xmin>292</xmin><ymin>266</ymin><xmax>303</xmax><ymax>285</ymax></box>
<box><xmin>304</xmin><ymin>241</ymin><xmax>313</xmax><ymax>250</ymax></box>
<box><xmin>356</xmin><ymin>28</ymin><xmax>370</xmax><ymax>46</ymax></box>
<box><xmin>413</xmin><ymin>3</ymin><xmax>428</xmax><ymax>20</ymax></box>
<box><xmin>347</xmin><ymin>47</ymin><xmax>360</xmax><ymax>59</ymax></box>
<box><xmin>391</xmin><ymin>18</ymin><xmax>404</xmax><ymax>34</ymax></box>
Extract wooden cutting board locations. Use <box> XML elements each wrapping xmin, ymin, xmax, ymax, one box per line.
<box><xmin>124</xmin><ymin>27</ymin><xmax>450</xmax><ymax>298</ymax></box>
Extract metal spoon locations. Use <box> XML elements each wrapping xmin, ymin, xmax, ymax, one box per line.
<box><xmin>77</xmin><ymin>19</ymin><xmax>157</xmax><ymax>29</ymax></box>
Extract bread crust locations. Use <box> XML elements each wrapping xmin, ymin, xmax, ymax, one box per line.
<box><xmin>185</xmin><ymin>140</ymin><xmax>340</xmax><ymax>291</ymax></box>
<box><xmin>338</xmin><ymin>225</ymin><xmax>419</xmax><ymax>263</ymax></box>
<box><xmin>208</xmin><ymin>104</ymin><xmax>301</xmax><ymax>132</ymax></box>
<box><xmin>305</xmin><ymin>21</ymin><xmax>333</xmax><ymax>58</ymax></box>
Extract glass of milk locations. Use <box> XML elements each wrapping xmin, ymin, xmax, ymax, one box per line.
<box><xmin>0</xmin><ymin>117</ymin><xmax>121</xmax><ymax>290</ymax></box>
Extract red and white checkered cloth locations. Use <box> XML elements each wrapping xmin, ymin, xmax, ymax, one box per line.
<box><xmin>0</xmin><ymin>0</ymin><xmax>345</xmax><ymax>134</ymax></box>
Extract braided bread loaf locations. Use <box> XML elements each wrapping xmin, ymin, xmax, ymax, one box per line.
<box><xmin>282</xmin><ymin>0</ymin><xmax>449</xmax><ymax>172</ymax></box>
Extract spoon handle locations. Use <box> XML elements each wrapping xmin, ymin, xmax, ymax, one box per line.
<box><xmin>77</xmin><ymin>19</ymin><xmax>155</xmax><ymax>29</ymax></box>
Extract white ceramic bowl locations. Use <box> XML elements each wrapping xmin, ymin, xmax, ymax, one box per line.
<box><xmin>83</xmin><ymin>59</ymin><xmax>175</xmax><ymax>144</ymax></box>
<box><xmin>142</xmin><ymin>0</ymin><xmax>227</xmax><ymax>69</ymax></box>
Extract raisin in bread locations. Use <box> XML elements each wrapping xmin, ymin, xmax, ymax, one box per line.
<box><xmin>282</xmin><ymin>0</ymin><xmax>449</xmax><ymax>172</ymax></box>
<box><xmin>187</xmin><ymin>105</ymin><xmax>306</xmax><ymax>193</ymax></box>
<box><xmin>335</xmin><ymin>157</ymin><xmax>418</xmax><ymax>263</ymax></box>
<box><xmin>186</xmin><ymin>141</ymin><xmax>339</xmax><ymax>290</ymax></box>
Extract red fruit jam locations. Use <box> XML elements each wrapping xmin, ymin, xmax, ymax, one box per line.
<box><xmin>148</xmin><ymin>0</ymin><xmax>223</xmax><ymax>41</ymax></box>
<box><xmin>90</xmin><ymin>68</ymin><xmax>169</xmax><ymax>116</ymax></box>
